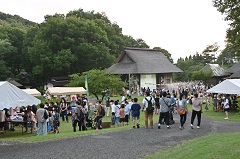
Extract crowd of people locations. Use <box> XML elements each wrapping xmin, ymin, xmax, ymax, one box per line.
<box><xmin>0</xmin><ymin>82</ymin><xmax>236</xmax><ymax>135</ymax></box>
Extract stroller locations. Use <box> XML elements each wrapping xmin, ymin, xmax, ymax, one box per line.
<box><xmin>85</xmin><ymin>111</ymin><xmax>95</xmax><ymax>129</ymax></box>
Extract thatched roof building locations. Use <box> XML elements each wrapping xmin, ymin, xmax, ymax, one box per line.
<box><xmin>107</xmin><ymin>47</ymin><xmax>182</xmax><ymax>91</ymax></box>
<box><xmin>226</xmin><ymin>61</ymin><xmax>240</xmax><ymax>78</ymax></box>
<box><xmin>108</xmin><ymin>47</ymin><xmax>182</xmax><ymax>74</ymax></box>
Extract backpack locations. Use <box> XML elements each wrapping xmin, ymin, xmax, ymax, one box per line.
<box><xmin>145</xmin><ymin>97</ymin><xmax>154</xmax><ymax>114</ymax></box>
<box><xmin>77</xmin><ymin>108</ymin><xmax>85</xmax><ymax>121</ymax></box>
<box><xmin>43</xmin><ymin>110</ymin><xmax>48</xmax><ymax>119</ymax></box>
<box><xmin>228</xmin><ymin>98</ymin><xmax>231</xmax><ymax>107</ymax></box>
<box><xmin>100</xmin><ymin>106</ymin><xmax>105</xmax><ymax>117</ymax></box>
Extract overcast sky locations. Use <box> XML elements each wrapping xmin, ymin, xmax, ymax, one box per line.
<box><xmin>0</xmin><ymin>0</ymin><xmax>229</xmax><ymax>63</ymax></box>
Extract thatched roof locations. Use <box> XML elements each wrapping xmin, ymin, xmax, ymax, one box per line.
<box><xmin>226</xmin><ymin>60</ymin><xmax>240</xmax><ymax>73</ymax></box>
<box><xmin>229</xmin><ymin>71</ymin><xmax>240</xmax><ymax>78</ymax></box>
<box><xmin>6</xmin><ymin>78</ymin><xmax>23</xmax><ymax>87</ymax></box>
<box><xmin>107</xmin><ymin>47</ymin><xmax>182</xmax><ymax>74</ymax></box>
<box><xmin>202</xmin><ymin>64</ymin><xmax>230</xmax><ymax>77</ymax></box>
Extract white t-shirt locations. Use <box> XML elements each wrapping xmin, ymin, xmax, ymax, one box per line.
<box><xmin>224</xmin><ymin>98</ymin><xmax>230</xmax><ymax>109</ymax></box>
<box><xmin>111</xmin><ymin>104</ymin><xmax>115</xmax><ymax>113</ymax></box>
<box><xmin>192</xmin><ymin>98</ymin><xmax>202</xmax><ymax>111</ymax></box>
<box><xmin>121</xmin><ymin>96</ymin><xmax>125</xmax><ymax>104</ymax></box>
<box><xmin>142</xmin><ymin>96</ymin><xmax>155</xmax><ymax>111</ymax></box>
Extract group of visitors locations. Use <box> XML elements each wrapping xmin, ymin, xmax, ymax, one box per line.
<box><xmin>0</xmin><ymin>82</ymin><xmax>234</xmax><ymax>136</ymax></box>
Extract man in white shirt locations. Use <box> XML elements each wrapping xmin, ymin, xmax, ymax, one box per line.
<box><xmin>142</xmin><ymin>92</ymin><xmax>155</xmax><ymax>129</ymax></box>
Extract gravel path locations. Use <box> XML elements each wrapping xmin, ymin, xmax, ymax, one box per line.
<box><xmin>0</xmin><ymin>114</ymin><xmax>240</xmax><ymax>159</ymax></box>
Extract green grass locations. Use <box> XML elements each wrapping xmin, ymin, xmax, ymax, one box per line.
<box><xmin>144</xmin><ymin>132</ymin><xmax>240</xmax><ymax>159</ymax></box>
<box><xmin>2</xmin><ymin>95</ymin><xmax>240</xmax><ymax>159</ymax></box>
<box><xmin>0</xmin><ymin>113</ymin><xmax>160</xmax><ymax>143</ymax></box>
<box><xmin>202</xmin><ymin>108</ymin><xmax>240</xmax><ymax>121</ymax></box>
<box><xmin>0</xmin><ymin>95</ymin><xmax>162</xmax><ymax>143</ymax></box>
<box><xmin>144</xmin><ymin>99</ymin><xmax>240</xmax><ymax>159</ymax></box>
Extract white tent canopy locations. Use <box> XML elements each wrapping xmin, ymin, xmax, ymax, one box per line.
<box><xmin>46</xmin><ymin>87</ymin><xmax>87</xmax><ymax>96</ymax></box>
<box><xmin>21</xmin><ymin>89</ymin><xmax>41</xmax><ymax>97</ymax></box>
<box><xmin>207</xmin><ymin>79</ymin><xmax>240</xmax><ymax>94</ymax></box>
<box><xmin>0</xmin><ymin>81</ymin><xmax>41</xmax><ymax>109</ymax></box>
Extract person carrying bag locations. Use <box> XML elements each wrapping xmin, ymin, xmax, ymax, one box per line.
<box><xmin>177</xmin><ymin>93</ymin><xmax>188</xmax><ymax>130</ymax></box>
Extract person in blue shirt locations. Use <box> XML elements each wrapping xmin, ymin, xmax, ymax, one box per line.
<box><xmin>124</xmin><ymin>100</ymin><xmax>131</xmax><ymax>126</ymax></box>
<box><xmin>130</xmin><ymin>98</ymin><xmax>141</xmax><ymax>128</ymax></box>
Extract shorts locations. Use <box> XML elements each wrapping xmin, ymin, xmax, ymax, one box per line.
<box><xmin>124</xmin><ymin>115</ymin><xmax>129</xmax><ymax>122</ymax></box>
<box><xmin>224</xmin><ymin>108</ymin><xmax>230</xmax><ymax>112</ymax></box>
<box><xmin>119</xmin><ymin>118</ymin><xmax>125</xmax><ymax>123</ymax></box>
<box><xmin>0</xmin><ymin>122</ymin><xmax>4</xmax><ymax>128</ymax></box>
<box><xmin>132</xmin><ymin>116</ymin><xmax>140</xmax><ymax>120</ymax></box>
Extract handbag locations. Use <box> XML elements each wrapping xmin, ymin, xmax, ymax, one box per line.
<box><xmin>178</xmin><ymin>109</ymin><xmax>186</xmax><ymax>115</ymax></box>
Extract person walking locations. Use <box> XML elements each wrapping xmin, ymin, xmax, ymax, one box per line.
<box><xmin>130</xmin><ymin>98</ymin><xmax>141</xmax><ymax>128</ymax></box>
<box><xmin>177</xmin><ymin>93</ymin><xmax>188</xmax><ymax>130</ymax></box>
<box><xmin>190</xmin><ymin>93</ymin><xmax>202</xmax><ymax>129</ymax></box>
<box><xmin>154</xmin><ymin>94</ymin><xmax>160</xmax><ymax>114</ymax></box>
<box><xmin>142</xmin><ymin>91</ymin><xmax>155</xmax><ymax>129</ymax></box>
<box><xmin>158</xmin><ymin>91</ymin><xmax>171</xmax><ymax>129</ymax></box>
<box><xmin>114</xmin><ymin>101</ymin><xmax>121</xmax><ymax>127</ymax></box>
<box><xmin>119</xmin><ymin>104</ymin><xmax>125</xmax><ymax>127</ymax></box>
<box><xmin>124</xmin><ymin>100</ymin><xmax>131</xmax><ymax>126</ymax></box>
<box><xmin>223</xmin><ymin>94</ymin><xmax>230</xmax><ymax>120</ymax></box>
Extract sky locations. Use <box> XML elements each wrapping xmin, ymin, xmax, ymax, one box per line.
<box><xmin>0</xmin><ymin>0</ymin><xmax>229</xmax><ymax>63</ymax></box>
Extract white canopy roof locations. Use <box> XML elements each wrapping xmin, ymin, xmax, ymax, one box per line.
<box><xmin>46</xmin><ymin>87</ymin><xmax>87</xmax><ymax>95</ymax></box>
<box><xmin>0</xmin><ymin>81</ymin><xmax>41</xmax><ymax>109</ymax></box>
<box><xmin>207</xmin><ymin>79</ymin><xmax>240</xmax><ymax>94</ymax></box>
<box><xmin>21</xmin><ymin>89</ymin><xmax>41</xmax><ymax>97</ymax></box>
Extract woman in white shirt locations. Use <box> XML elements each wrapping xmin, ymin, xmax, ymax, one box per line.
<box><xmin>190</xmin><ymin>93</ymin><xmax>202</xmax><ymax>129</ymax></box>
<box><xmin>223</xmin><ymin>94</ymin><xmax>230</xmax><ymax>120</ymax></box>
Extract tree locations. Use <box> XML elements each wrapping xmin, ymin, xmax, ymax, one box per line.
<box><xmin>153</xmin><ymin>47</ymin><xmax>173</xmax><ymax>63</ymax></box>
<box><xmin>67</xmin><ymin>69</ymin><xmax>126</xmax><ymax>100</ymax></box>
<box><xmin>201</xmin><ymin>42</ymin><xmax>219</xmax><ymax>63</ymax></box>
<box><xmin>213</xmin><ymin>0</ymin><xmax>240</xmax><ymax>57</ymax></box>
<box><xmin>0</xmin><ymin>39</ymin><xmax>15</xmax><ymax>80</ymax></box>
<box><xmin>0</xmin><ymin>26</ymin><xmax>25</xmax><ymax>76</ymax></box>
<box><xmin>191</xmin><ymin>70</ymin><xmax>213</xmax><ymax>82</ymax></box>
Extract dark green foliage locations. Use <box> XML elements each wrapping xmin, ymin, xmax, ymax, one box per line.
<box><xmin>67</xmin><ymin>69</ymin><xmax>126</xmax><ymax>100</ymax></box>
<box><xmin>213</xmin><ymin>0</ymin><xmax>240</xmax><ymax>57</ymax></box>
<box><xmin>0</xmin><ymin>9</ymin><xmax>151</xmax><ymax>87</ymax></box>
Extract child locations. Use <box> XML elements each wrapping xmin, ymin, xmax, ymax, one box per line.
<box><xmin>72</xmin><ymin>110</ymin><xmax>77</xmax><ymax>132</ymax></box>
<box><xmin>119</xmin><ymin>104</ymin><xmax>125</xmax><ymax>127</ymax></box>
<box><xmin>130</xmin><ymin>98</ymin><xmax>141</xmax><ymax>128</ymax></box>
<box><xmin>111</xmin><ymin>112</ymin><xmax>116</xmax><ymax>127</ymax></box>
<box><xmin>53</xmin><ymin>107</ymin><xmax>60</xmax><ymax>134</ymax></box>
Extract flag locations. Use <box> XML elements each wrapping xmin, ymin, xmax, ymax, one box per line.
<box><xmin>85</xmin><ymin>75</ymin><xmax>89</xmax><ymax>95</ymax></box>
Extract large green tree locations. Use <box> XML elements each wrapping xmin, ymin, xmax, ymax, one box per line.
<box><xmin>213</xmin><ymin>0</ymin><xmax>240</xmax><ymax>57</ymax></box>
<box><xmin>0</xmin><ymin>39</ymin><xmax>14</xmax><ymax>79</ymax></box>
<box><xmin>67</xmin><ymin>69</ymin><xmax>126</xmax><ymax>100</ymax></box>
<box><xmin>191</xmin><ymin>70</ymin><xmax>213</xmax><ymax>83</ymax></box>
<box><xmin>0</xmin><ymin>26</ymin><xmax>25</xmax><ymax>77</ymax></box>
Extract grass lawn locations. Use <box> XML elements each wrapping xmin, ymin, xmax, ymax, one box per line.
<box><xmin>2</xmin><ymin>94</ymin><xmax>240</xmax><ymax>159</ymax></box>
<box><xmin>144</xmin><ymin>98</ymin><xmax>240</xmax><ymax>159</ymax></box>
<box><xmin>144</xmin><ymin>132</ymin><xmax>240</xmax><ymax>159</ymax></box>
<box><xmin>0</xmin><ymin>95</ymin><xmax>162</xmax><ymax>143</ymax></box>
